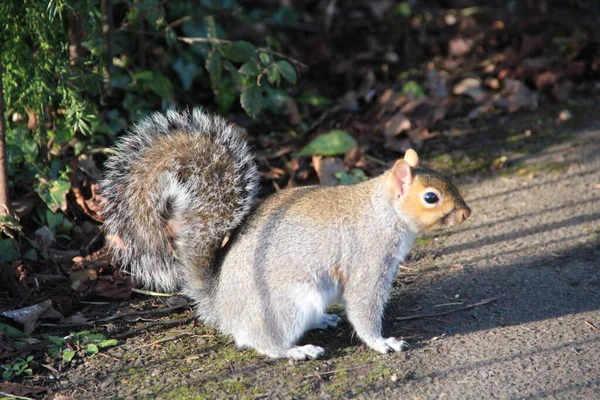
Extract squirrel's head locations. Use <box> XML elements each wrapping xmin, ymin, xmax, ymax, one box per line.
<box><xmin>386</xmin><ymin>149</ymin><xmax>471</xmax><ymax>232</ymax></box>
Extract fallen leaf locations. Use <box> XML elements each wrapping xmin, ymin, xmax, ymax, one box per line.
<box><xmin>89</xmin><ymin>275</ymin><xmax>133</xmax><ymax>300</ymax></box>
<box><xmin>382</xmin><ymin>112</ymin><xmax>412</xmax><ymax>138</ymax></box>
<box><xmin>425</xmin><ymin>68</ymin><xmax>449</xmax><ymax>98</ymax></box>
<box><xmin>519</xmin><ymin>33</ymin><xmax>547</xmax><ymax>58</ymax></box>
<box><xmin>557</xmin><ymin>109</ymin><xmax>572</xmax><ymax>122</ymax></box>
<box><xmin>2</xmin><ymin>300</ymin><xmax>53</xmax><ymax>334</ymax></box>
<box><xmin>453</xmin><ymin>78</ymin><xmax>487</xmax><ymax>102</ymax></box>
<box><xmin>0</xmin><ymin>382</ymin><xmax>48</xmax><ymax>397</ymax></box>
<box><xmin>551</xmin><ymin>80</ymin><xmax>574</xmax><ymax>102</ymax></box>
<box><xmin>449</xmin><ymin>36</ymin><xmax>473</xmax><ymax>57</ymax></box>
<box><xmin>494</xmin><ymin>79</ymin><xmax>538</xmax><ymax>112</ymax></box>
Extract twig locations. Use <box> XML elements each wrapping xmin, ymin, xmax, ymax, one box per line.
<box><xmin>114</xmin><ymin>315</ymin><xmax>196</xmax><ymax>339</ymax></box>
<box><xmin>0</xmin><ymin>392</ymin><xmax>35</xmax><ymax>400</ymax></box>
<box><xmin>584</xmin><ymin>320</ymin><xmax>599</xmax><ymax>331</ymax></box>
<box><xmin>395</xmin><ymin>297</ymin><xmax>498</xmax><ymax>321</ymax></box>
<box><xmin>96</xmin><ymin>352</ymin><xmax>120</xmax><ymax>361</ymax></box>
<box><xmin>98</xmin><ymin>302</ymin><xmax>191</xmax><ymax>322</ymax></box>
<box><xmin>138</xmin><ymin>333</ymin><xmax>193</xmax><ymax>348</ymax></box>
<box><xmin>303</xmin><ymin>364</ymin><xmax>369</xmax><ymax>379</ymax></box>
<box><xmin>131</xmin><ymin>288</ymin><xmax>178</xmax><ymax>297</ymax></box>
<box><xmin>433</xmin><ymin>302</ymin><xmax>465</xmax><ymax>308</ymax></box>
<box><xmin>178</xmin><ymin>37</ymin><xmax>308</xmax><ymax>70</ymax></box>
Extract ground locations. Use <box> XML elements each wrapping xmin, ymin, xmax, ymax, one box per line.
<box><xmin>48</xmin><ymin>108</ymin><xmax>600</xmax><ymax>400</ymax></box>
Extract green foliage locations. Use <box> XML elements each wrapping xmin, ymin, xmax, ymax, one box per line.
<box><xmin>0</xmin><ymin>239</ymin><xmax>19</xmax><ymax>264</ymax></box>
<box><xmin>2</xmin><ymin>356</ymin><xmax>33</xmax><ymax>379</ymax></box>
<box><xmin>0</xmin><ymin>0</ymin><xmax>301</xmax><ymax>237</ymax></box>
<box><xmin>401</xmin><ymin>80</ymin><xmax>425</xmax><ymax>99</ymax></box>
<box><xmin>296</xmin><ymin>130</ymin><xmax>358</xmax><ymax>157</ymax></box>
<box><xmin>335</xmin><ymin>169</ymin><xmax>368</xmax><ymax>185</ymax></box>
<box><xmin>0</xmin><ymin>323</ymin><xmax>29</xmax><ymax>339</ymax></box>
<box><xmin>45</xmin><ymin>331</ymin><xmax>118</xmax><ymax>362</ymax></box>
<box><xmin>1</xmin><ymin>0</ymin><xmax>101</xmax><ymax>233</ymax></box>
<box><xmin>190</xmin><ymin>18</ymin><xmax>299</xmax><ymax>117</ymax></box>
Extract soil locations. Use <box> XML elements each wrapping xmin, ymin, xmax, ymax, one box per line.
<box><xmin>55</xmin><ymin>108</ymin><xmax>600</xmax><ymax>399</ymax></box>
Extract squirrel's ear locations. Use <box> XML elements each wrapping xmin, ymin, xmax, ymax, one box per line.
<box><xmin>389</xmin><ymin>159</ymin><xmax>413</xmax><ymax>197</ymax></box>
<box><xmin>404</xmin><ymin>149</ymin><xmax>419</xmax><ymax>167</ymax></box>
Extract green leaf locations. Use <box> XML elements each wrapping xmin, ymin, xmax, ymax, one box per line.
<box><xmin>172</xmin><ymin>58</ymin><xmax>198</xmax><ymax>91</ymax></box>
<box><xmin>98</xmin><ymin>339</ymin><xmax>118</xmax><ymax>348</ymax></box>
<box><xmin>133</xmin><ymin>71</ymin><xmax>174</xmax><ymax>100</ymax></box>
<box><xmin>401</xmin><ymin>80</ymin><xmax>425</xmax><ymax>99</ymax></box>
<box><xmin>218</xmin><ymin>41</ymin><xmax>256</xmax><ymax>63</ymax></box>
<box><xmin>223</xmin><ymin>60</ymin><xmax>243</xmax><ymax>89</ymax></box>
<box><xmin>23</xmin><ymin>248</ymin><xmax>38</xmax><ymax>261</ymax></box>
<box><xmin>215</xmin><ymin>81</ymin><xmax>236</xmax><ymax>114</ymax></box>
<box><xmin>296</xmin><ymin>130</ymin><xmax>358</xmax><ymax>157</ymax></box>
<box><xmin>87</xmin><ymin>344</ymin><xmax>99</xmax><ymax>355</ymax></box>
<box><xmin>164</xmin><ymin>25</ymin><xmax>178</xmax><ymax>48</ymax></box>
<box><xmin>0</xmin><ymin>239</ymin><xmax>19</xmax><ymax>264</ymax></box>
<box><xmin>0</xmin><ymin>323</ymin><xmax>29</xmax><ymax>339</ymax></box>
<box><xmin>266</xmin><ymin>64</ymin><xmax>280</xmax><ymax>85</ymax></box>
<box><xmin>37</xmin><ymin>179</ymin><xmax>71</xmax><ymax>213</ymax></box>
<box><xmin>259</xmin><ymin>52</ymin><xmax>272</xmax><ymax>65</ymax></box>
<box><xmin>205</xmin><ymin>50</ymin><xmax>222</xmax><ymax>91</ymax></box>
<box><xmin>45</xmin><ymin>335</ymin><xmax>66</xmax><ymax>346</ymax></box>
<box><xmin>46</xmin><ymin>210</ymin><xmax>63</xmax><ymax>231</ymax></box>
<box><xmin>335</xmin><ymin>168</ymin><xmax>369</xmax><ymax>185</ymax></box>
<box><xmin>239</xmin><ymin>61</ymin><xmax>261</xmax><ymax>76</ymax></box>
<box><xmin>205</xmin><ymin>16</ymin><xmax>217</xmax><ymax>39</ymax></box>
<box><xmin>2</xmin><ymin>370</ymin><xmax>12</xmax><ymax>379</ymax></box>
<box><xmin>241</xmin><ymin>86</ymin><xmax>264</xmax><ymax>119</ymax></box>
<box><xmin>62</xmin><ymin>350</ymin><xmax>76</xmax><ymax>362</ymax></box>
<box><xmin>296</xmin><ymin>94</ymin><xmax>332</xmax><ymax>106</ymax></box>
<box><xmin>274</xmin><ymin>61</ymin><xmax>297</xmax><ymax>84</ymax></box>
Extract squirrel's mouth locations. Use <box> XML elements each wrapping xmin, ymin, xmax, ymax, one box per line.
<box><xmin>440</xmin><ymin>206</ymin><xmax>471</xmax><ymax>227</ymax></box>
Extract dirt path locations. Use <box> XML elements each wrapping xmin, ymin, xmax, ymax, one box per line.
<box><xmin>58</xmin><ymin>117</ymin><xmax>600</xmax><ymax>399</ymax></box>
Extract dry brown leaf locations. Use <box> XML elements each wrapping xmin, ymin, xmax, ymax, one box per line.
<box><xmin>425</xmin><ymin>68</ymin><xmax>449</xmax><ymax>99</ymax></box>
<box><xmin>449</xmin><ymin>36</ymin><xmax>473</xmax><ymax>57</ymax></box>
<box><xmin>494</xmin><ymin>79</ymin><xmax>538</xmax><ymax>112</ymax></box>
<box><xmin>0</xmin><ymin>382</ymin><xmax>48</xmax><ymax>397</ymax></box>
<box><xmin>382</xmin><ymin>112</ymin><xmax>412</xmax><ymax>139</ymax></box>
<box><xmin>551</xmin><ymin>80</ymin><xmax>574</xmax><ymax>102</ymax></box>
<box><xmin>2</xmin><ymin>299</ymin><xmax>53</xmax><ymax>334</ymax></box>
<box><xmin>453</xmin><ymin>78</ymin><xmax>488</xmax><ymax>102</ymax></box>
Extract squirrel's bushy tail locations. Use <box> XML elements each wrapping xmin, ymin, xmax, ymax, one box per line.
<box><xmin>101</xmin><ymin>109</ymin><xmax>259</xmax><ymax>314</ymax></box>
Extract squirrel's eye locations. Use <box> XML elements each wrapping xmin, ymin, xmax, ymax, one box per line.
<box><xmin>423</xmin><ymin>192</ymin><xmax>439</xmax><ymax>204</ymax></box>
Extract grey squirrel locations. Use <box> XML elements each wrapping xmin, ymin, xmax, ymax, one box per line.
<box><xmin>101</xmin><ymin>109</ymin><xmax>471</xmax><ymax>360</ymax></box>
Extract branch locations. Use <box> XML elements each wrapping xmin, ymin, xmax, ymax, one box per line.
<box><xmin>395</xmin><ymin>297</ymin><xmax>498</xmax><ymax>321</ymax></box>
<box><xmin>0</xmin><ymin>42</ymin><xmax>11</xmax><ymax>217</ymax></box>
<box><xmin>178</xmin><ymin>37</ymin><xmax>308</xmax><ymax>70</ymax></box>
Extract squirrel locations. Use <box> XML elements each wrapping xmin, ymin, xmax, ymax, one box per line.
<box><xmin>101</xmin><ymin>109</ymin><xmax>471</xmax><ymax>360</ymax></box>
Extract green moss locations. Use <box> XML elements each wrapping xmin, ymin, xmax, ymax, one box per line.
<box><xmin>162</xmin><ymin>386</ymin><xmax>206</xmax><ymax>400</ymax></box>
<box><xmin>203</xmin><ymin>378</ymin><xmax>252</xmax><ymax>397</ymax></box>
<box><xmin>415</xmin><ymin>237</ymin><xmax>434</xmax><ymax>246</ymax></box>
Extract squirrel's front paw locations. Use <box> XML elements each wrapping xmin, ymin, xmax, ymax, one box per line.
<box><xmin>368</xmin><ymin>337</ymin><xmax>409</xmax><ymax>354</ymax></box>
<box><xmin>383</xmin><ymin>337</ymin><xmax>409</xmax><ymax>352</ymax></box>
<box><xmin>285</xmin><ymin>345</ymin><xmax>325</xmax><ymax>360</ymax></box>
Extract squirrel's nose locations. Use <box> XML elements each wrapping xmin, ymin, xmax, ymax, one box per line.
<box><xmin>457</xmin><ymin>207</ymin><xmax>471</xmax><ymax>222</ymax></box>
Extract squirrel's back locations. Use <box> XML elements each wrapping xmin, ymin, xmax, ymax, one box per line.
<box><xmin>101</xmin><ymin>109</ymin><xmax>260</xmax><ymax>294</ymax></box>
